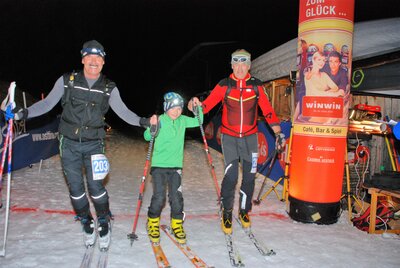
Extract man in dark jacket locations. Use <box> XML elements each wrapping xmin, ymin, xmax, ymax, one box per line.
<box><xmin>13</xmin><ymin>40</ymin><xmax>151</xmax><ymax>250</ymax></box>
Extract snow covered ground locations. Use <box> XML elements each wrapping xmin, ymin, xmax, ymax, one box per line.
<box><xmin>1</xmin><ymin>130</ymin><xmax>399</xmax><ymax>268</ymax></box>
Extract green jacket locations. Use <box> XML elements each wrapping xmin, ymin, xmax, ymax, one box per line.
<box><xmin>144</xmin><ymin>107</ymin><xmax>203</xmax><ymax>168</ymax></box>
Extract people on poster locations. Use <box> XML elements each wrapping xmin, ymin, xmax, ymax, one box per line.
<box><xmin>304</xmin><ymin>51</ymin><xmax>342</xmax><ymax>97</ymax></box>
<box><xmin>296</xmin><ymin>39</ymin><xmax>309</xmax><ymax>110</ymax></box>
<box><xmin>294</xmin><ymin>47</ymin><xmax>349</xmax><ymax>123</ymax></box>
<box><xmin>322</xmin><ymin>51</ymin><xmax>349</xmax><ymax>100</ymax></box>
<box><xmin>340</xmin><ymin>45</ymin><xmax>350</xmax><ymax>71</ymax></box>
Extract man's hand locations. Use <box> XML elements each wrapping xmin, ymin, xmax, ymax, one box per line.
<box><xmin>188</xmin><ymin>97</ymin><xmax>201</xmax><ymax>115</ymax></box>
<box><xmin>188</xmin><ymin>97</ymin><xmax>201</xmax><ymax>112</ymax></box>
<box><xmin>275</xmin><ymin>132</ymin><xmax>286</xmax><ymax>153</ymax></box>
<box><xmin>139</xmin><ymin>117</ymin><xmax>151</xmax><ymax>128</ymax></box>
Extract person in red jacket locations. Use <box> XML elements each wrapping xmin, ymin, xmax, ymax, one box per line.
<box><xmin>189</xmin><ymin>49</ymin><xmax>285</xmax><ymax>234</ymax></box>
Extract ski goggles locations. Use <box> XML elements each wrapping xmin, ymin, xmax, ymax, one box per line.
<box><xmin>231</xmin><ymin>56</ymin><xmax>250</xmax><ymax>64</ymax></box>
<box><xmin>81</xmin><ymin>47</ymin><xmax>106</xmax><ymax>58</ymax></box>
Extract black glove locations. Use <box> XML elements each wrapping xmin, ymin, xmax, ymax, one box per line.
<box><xmin>139</xmin><ymin>117</ymin><xmax>151</xmax><ymax>128</ymax></box>
<box><xmin>275</xmin><ymin>132</ymin><xmax>286</xmax><ymax>152</ymax></box>
<box><xmin>12</xmin><ymin>107</ymin><xmax>28</xmax><ymax>120</ymax></box>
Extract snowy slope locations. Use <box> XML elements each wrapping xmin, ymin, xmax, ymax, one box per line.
<box><xmin>0</xmin><ymin>130</ymin><xmax>399</xmax><ymax>268</ymax></box>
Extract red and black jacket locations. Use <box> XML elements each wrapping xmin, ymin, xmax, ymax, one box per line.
<box><xmin>202</xmin><ymin>73</ymin><xmax>280</xmax><ymax>137</ymax></box>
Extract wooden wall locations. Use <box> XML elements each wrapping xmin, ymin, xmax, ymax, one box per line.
<box><xmin>263</xmin><ymin>78</ymin><xmax>293</xmax><ymax>121</ymax></box>
<box><xmin>352</xmin><ymin>95</ymin><xmax>400</xmax><ymax>174</ymax></box>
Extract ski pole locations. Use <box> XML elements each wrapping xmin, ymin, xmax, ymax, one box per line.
<box><xmin>253</xmin><ymin>150</ymin><xmax>278</xmax><ymax>205</ymax></box>
<box><xmin>128</xmin><ymin>124</ymin><xmax>157</xmax><ymax>245</ymax></box>
<box><xmin>0</xmin><ymin>120</ymin><xmax>11</xmax><ymax>210</ymax></box>
<box><xmin>256</xmin><ymin>149</ymin><xmax>276</xmax><ymax>177</ymax></box>
<box><xmin>0</xmin><ymin>81</ymin><xmax>16</xmax><ymax>257</ymax></box>
<box><xmin>0</xmin><ymin>85</ymin><xmax>14</xmax><ymax>190</ymax></box>
<box><xmin>0</xmin><ymin>113</ymin><xmax>13</xmax><ymax>257</ymax></box>
<box><xmin>194</xmin><ymin>104</ymin><xmax>221</xmax><ymax>202</ymax></box>
<box><xmin>0</xmin><ymin>122</ymin><xmax>11</xmax><ymax>193</ymax></box>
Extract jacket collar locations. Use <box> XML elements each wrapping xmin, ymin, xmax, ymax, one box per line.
<box><xmin>230</xmin><ymin>73</ymin><xmax>251</xmax><ymax>82</ymax></box>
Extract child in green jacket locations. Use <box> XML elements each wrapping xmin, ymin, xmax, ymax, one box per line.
<box><xmin>144</xmin><ymin>92</ymin><xmax>202</xmax><ymax>244</ymax></box>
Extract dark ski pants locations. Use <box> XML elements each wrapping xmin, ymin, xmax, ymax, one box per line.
<box><xmin>59</xmin><ymin>136</ymin><xmax>110</xmax><ymax>218</ymax></box>
<box><xmin>148</xmin><ymin>168</ymin><xmax>184</xmax><ymax>220</ymax></box>
<box><xmin>220</xmin><ymin>134</ymin><xmax>258</xmax><ymax>213</ymax></box>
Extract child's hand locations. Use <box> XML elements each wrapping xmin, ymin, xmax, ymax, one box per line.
<box><xmin>150</xmin><ymin>115</ymin><xmax>158</xmax><ymax>125</ymax></box>
<box><xmin>149</xmin><ymin>114</ymin><xmax>160</xmax><ymax>137</ymax></box>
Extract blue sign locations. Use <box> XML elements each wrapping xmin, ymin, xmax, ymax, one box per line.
<box><xmin>0</xmin><ymin>116</ymin><xmax>60</xmax><ymax>171</ymax></box>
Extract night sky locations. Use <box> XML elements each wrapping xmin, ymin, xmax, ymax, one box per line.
<box><xmin>0</xmin><ymin>0</ymin><xmax>398</xmax><ymax>124</ymax></box>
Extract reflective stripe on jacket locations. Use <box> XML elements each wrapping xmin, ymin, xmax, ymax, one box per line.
<box><xmin>59</xmin><ymin>71</ymin><xmax>114</xmax><ymax>141</ymax></box>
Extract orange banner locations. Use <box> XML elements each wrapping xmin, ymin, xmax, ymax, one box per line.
<box><xmin>299</xmin><ymin>0</ymin><xmax>354</xmax><ymax>23</ymax></box>
<box><xmin>289</xmin><ymin>0</ymin><xmax>354</xmax><ymax>223</ymax></box>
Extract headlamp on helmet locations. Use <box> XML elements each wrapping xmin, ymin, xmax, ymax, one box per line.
<box><xmin>81</xmin><ymin>40</ymin><xmax>106</xmax><ymax>58</ymax></box>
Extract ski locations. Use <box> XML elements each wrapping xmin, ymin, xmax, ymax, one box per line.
<box><xmin>151</xmin><ymin>242</ymin><xmax>171</xmax><ymax>268</ymax></box>
<box><xmin>234</xmin><ymin>216</ymin><xmax>276</xmax><ymax>256</ymax></box>
<box><xmin>96</xmin><ymin>219</ymin><xmax>113</xmax><ymax>267</ymax></box>
<box><xmin>79</xmin><ymin>245</ymin><xmax>95</xmax><ymax>268</ymax></box>
<box><xmin>218</xmin><ymin>207</ymin><xmax>243</xmax><ymax>266</ymax></box>
<box><xmin>80</xmin><ymin>217</ymin><xmax>112</xmax><ymax>268</ymax></box>
<box><xmin>96</xmin><ymin>249</ymin><xmax>109</xmax><ymax>268</ymax></box>
<box><xmin>160</xmin><ymin>224</ymin><xmax>213</xmax><ymax>268</ymax></box>
<box><xmin>224</xmin><ymin>233</ymin><xmax>244</xmax><ymax>267</ymax></box>
<box><xmin>79</xmin><ymin>246</ymin><xmax>109</xmax><ymax>268</ymax></box>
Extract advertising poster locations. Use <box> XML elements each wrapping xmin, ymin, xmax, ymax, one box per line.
<box><xmin>289</xmin><ymin>0</ymin><xmax>354</xmax><ymax>223</ymax></box>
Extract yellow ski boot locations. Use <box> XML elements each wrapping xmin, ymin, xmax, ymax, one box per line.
<box><xmin>171</xmin><ymin>218</ymin><xmax>186</xmax><ymax>244</ymax></box>
<box><xmin>147</xmin><ymin>217</ymin><xmax>160</xmax><ymax>243</ymax></box>
<box><xmin>239</xmin><ymin>210</ymin><xmax>251</xmax><ymax>228</ymax></box>
<box><xmin>221</xmin><ymin>209</ymin><xmax>233</xmax><ymax>234</ymax></box>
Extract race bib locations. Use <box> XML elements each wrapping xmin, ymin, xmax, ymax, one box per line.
<box><xmin>251</xmin><ymin>152</ymin><xmax>259</xmax><ymax>173</ymax></box>
<box><xmin>91</xmin><ymin>154</ymin><xmax>110</xmax><ymax>181</ymax></box>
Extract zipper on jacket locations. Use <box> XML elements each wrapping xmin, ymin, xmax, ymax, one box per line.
<box><xmin>239</xmin><ymin>80</ymin><xmax>244</xmax><ymax>137</ymax></box>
